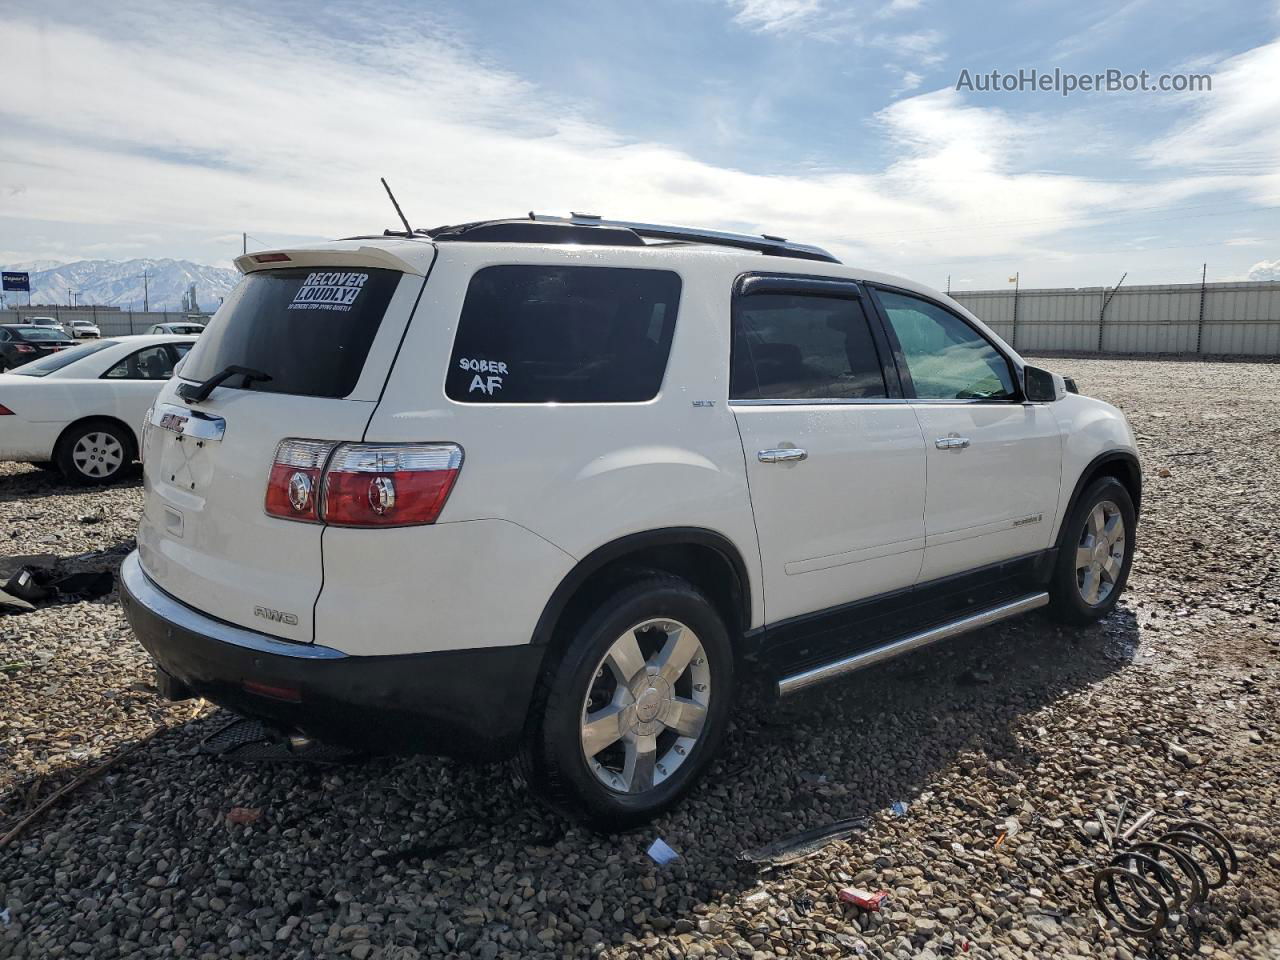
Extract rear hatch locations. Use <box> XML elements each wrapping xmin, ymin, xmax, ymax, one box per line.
<box><xmin>137</xmin><ymin>245</ymin><xmax>432</xmax><ymax>642</ymax></box>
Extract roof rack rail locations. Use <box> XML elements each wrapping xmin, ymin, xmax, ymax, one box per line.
<box><xmin>530</xmin><ymin>213</ymin><xmax>840</xmax><ymax>263</ymax></box>
<box><xmin>417</xmin><ymin>214</ymin><xmax>839</xmax><ymax>263</ymax></box>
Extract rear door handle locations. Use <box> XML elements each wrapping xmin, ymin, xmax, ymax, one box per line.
<box><xmin>758</xmin><ymin>448</ymin><xmax>808</xmax><ymax>463</ymax></box>
<box><xmin>935</xmin><ymin>436</ymin><xmax>970</xmax><ymax>450</ymax></box>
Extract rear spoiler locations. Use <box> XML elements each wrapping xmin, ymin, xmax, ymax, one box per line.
<box><xmin>234</xmin><ymin>245</ymin><xmax>427</xmax><ymax>277</ymax></box>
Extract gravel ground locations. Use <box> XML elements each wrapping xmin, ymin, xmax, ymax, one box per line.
<box><xmin>1</xmin><ymin>357</ymin><xmax>1278</xmax><ymax>960</ymax></box>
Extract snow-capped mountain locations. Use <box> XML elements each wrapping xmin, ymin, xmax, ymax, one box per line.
<box><xmin>1</xmin><ymin>258</ymin><xmax>240</xmax><ymax>311</ymax></box>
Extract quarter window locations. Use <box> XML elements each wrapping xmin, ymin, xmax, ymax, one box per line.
<box><xmin>446</xmin><ymin>265</ymin><xmax>681</xmax><ymax>404</ymax></box>
<box><xmin>731</xmin><ymin>293</ymin><xmax>887</xmax><ymax>400</ymax></box>
<box><xmin>875</xmin><ymin>290</ymin><xmax>1016</xmax><ymax>401</ymax></box>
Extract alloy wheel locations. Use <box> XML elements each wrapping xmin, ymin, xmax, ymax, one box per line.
<box><xmin>1075</xmin><ymin>499</ymin><xmax>1126</xmax><ymax>605</ymax></box>
<box><xmin>580</xmin><ymin>618</ymin><xmax>711</xmax><ymax>795</ymax></box>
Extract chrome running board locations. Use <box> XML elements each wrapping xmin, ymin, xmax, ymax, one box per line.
<box><xmin>776</xmin><ymin>592</ymin><xmax>1050</xmax><ymax>697</ymax></box>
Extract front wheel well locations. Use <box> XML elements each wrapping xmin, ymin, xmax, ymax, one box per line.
<box><xmin>1084</xmin><ymin>455</ymin><xmax>1142</xmax><ymax>515</ymax></box>
<box><xmin>55</xmin><ymin>416</ymin><xmax>139</xmax><ymax>461</ymax></box>
<box><xmin>1057</xmin><ymin>452</ymin><xmax>1142</xmax><ymax>547</ymax></box>
<box><xmin>533</xmin><ymin>532</ymin><xmax>752</xmax><ymax>661</ymax></box>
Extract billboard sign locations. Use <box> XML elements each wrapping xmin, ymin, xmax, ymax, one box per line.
<box><xmin>2</xmin><ymin>272</ymin><xmax>31</xmax><ymax>292</ymax></box>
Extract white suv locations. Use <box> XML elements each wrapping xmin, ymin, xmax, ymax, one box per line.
<box><xmin>120</xmin><ymin>215</ymin><xmax>1140</xmax><ymax>827</ymax></box>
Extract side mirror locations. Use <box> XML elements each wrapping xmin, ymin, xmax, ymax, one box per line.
<box><xmin>1023</xmin><ymin>365</ymin><xmax>1066</xmax><ymax>402</ymax></box>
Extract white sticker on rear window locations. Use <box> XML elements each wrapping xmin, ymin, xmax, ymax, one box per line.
<box><xmin>288</xmin><ymin>271</ymin><xmax>370</xmax><ymax>312</ymax></box>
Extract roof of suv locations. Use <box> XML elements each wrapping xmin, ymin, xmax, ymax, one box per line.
<box><xmin>230</xmin><ymin>213</ymin><xmax>991</xmax><ymax>335</ymax></box>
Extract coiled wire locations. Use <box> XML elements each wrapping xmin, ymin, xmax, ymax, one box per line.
<box><xmin>1092</xmin><ymin>816</ymin><xmax>1238</xmax><ymax>938</ymax></box>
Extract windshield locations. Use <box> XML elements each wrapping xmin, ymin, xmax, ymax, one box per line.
<box><xmin>181</xmin><ymin>267</ymin><xmax>399</xmax><ymax>398</ymax></box>
<box><xmin>171</xmin><ymin>325</ymin><xmax>204</xmax><ymax>334</ymax></box>
<box><xmin>16</xmin><ymin>327</ymin><xmax>71</xmax><ymax>341</ymax></box>
<box><xmin>11</xmin><ymin>339</ymin><xmax>118</xmax><ymax>376</ymax></box>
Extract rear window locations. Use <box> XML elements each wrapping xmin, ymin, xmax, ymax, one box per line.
<box><xmin>180</xmin><ymin>267</ymin><xmax>400</xmax><ymax>398</ymax></box>
<box><xmin>16</xmin><ymin>327</ymin><xmax>68</xmax><ymax>341</ymax></box>
<box><xmin>446</xmin><ymin>265</ymin><xmax>681</xmax><ymax>404</ymax></box>
<box><xmin>11</xmin><ymin>339</ymin><xmax>117</xmax><ymax>376</ymax></box>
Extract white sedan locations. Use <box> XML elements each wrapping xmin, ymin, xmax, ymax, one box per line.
<box><xmin>0</xmin><ymin>335</ymin><xmax>196</xmax><ymax>484</ymax></box>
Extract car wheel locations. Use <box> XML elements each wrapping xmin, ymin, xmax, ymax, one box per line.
<box><xmin>1047</xmin><ymin>476</ymin><xmax>1136</xmax><ymax>625</ymax></box>
<box><xmin>520</xmin><ymin>574</ymin><xmax>735</xmax><ymax>830</ymax></box>
<box><xmin>56</xmin><ymin>420</ymin><xmax>133</xmax><ymax>486</ymax></box>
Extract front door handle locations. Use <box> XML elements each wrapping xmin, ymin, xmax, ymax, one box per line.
<box><xmin>758</xmin><ymin>448</ymin><xmax>808</xmax><ymax>464</ymax></box>
<box><xmin>935</xmin><ymin>436</ymin><xmax>970</xmax><ymax>450</ymax></box>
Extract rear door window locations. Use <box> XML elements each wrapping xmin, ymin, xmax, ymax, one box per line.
<box><xmin>731</xmin><ymin>293</ymin><xmax>887</xmax><ymax>400</ymax></box>
<box><xmin>446</xmin><ymin>265</ymin><xmax>681</xmax><ymax>403</ymax></box>
<box><xmin>180</xmin><ymin>267</ymin><xmax>400</xmax><ymax>398</ymax></box>
<box><xmin>104</xmin><ymin>344</ymin><xmax>176</xmax><ymax>380</ymax></box>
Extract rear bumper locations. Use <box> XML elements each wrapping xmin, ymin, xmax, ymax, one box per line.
<box><xmin>119</xmin><ymin>551</ymin><xmax>546</xmax><ymax>759</ymax></box>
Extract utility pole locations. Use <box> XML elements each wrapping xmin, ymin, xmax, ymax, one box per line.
<box><xmin>1195</xmin><ymin>262</ymin><xmax>1208</xmax><ymax>354</ymax></box>
<box><xmin>1009</xmin><ymin>271</ymin><xmax>1020</xmax><ymax>348</ymax></box>
<box><xmin>243</xmin><ymin>232</ymin><xmax>247</xmax><ymax>255</ymax></box>
<box><xmin>138</xmin><ymin>269</ymin><xmax>151</xmax><ymax>313</ymax></box>
<box><xmin>946</xmin><ymin>274</ymin><xmax>951</xmax><ymax>294</ymax></box>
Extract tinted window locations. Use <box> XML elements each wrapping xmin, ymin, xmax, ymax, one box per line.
<box><xmin>876</xmin><ymin>290</ymin><xmax>1016</xmax><ymax>400</ymax></box>
<box><xmin>11</xmin><ymin>339</ymin><xmax>117</xmax><ymax>377</ymax></box>
<box><xmin>731</xmin><ymin>293</ymin><xmax>887</xmax><ymax>400</ymax></box>
<box><xmin>105</xmin><ymin>344</ymin><xmax>175</xmax><ymax>380</ymax></box>
<box><xmin>446</xmin><ymin>266</ymin><xmax>681</xmax><ymax>404</ymax></box>
<box><xmin>15</xmin><ymin>327</ymin><xmax>68</xmax><ymax>341</ymax></box>
<box><xmin>181</xmin><ymin>267</ymin><xmax>399</xmax><ymax>398</ymax></box>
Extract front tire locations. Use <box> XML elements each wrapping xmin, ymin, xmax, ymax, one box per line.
<box><xmin>520</xmin><ymin>575</ymin><xmax>735</xmax><ymax>830</ymax></box>
<box><xmin>55</xmin><ymin>420</ymin><xmax>133</xmax><ymax>485</ymax></box>
<box><xmin>1047</xmin><ymin>476</ymin><xmax>1136</xmax><ymax>625</ymax></box>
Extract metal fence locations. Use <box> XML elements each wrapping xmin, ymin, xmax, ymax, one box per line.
<box><xmin>951</xmin><ymin>280</ymin><xmax>1280</xmax><ymax>356</ymax></box>
<box><xmin>0</xmin><ymin>307</ymin><xmax>200</xmax><ymax>337</ymax></box>
<box><xmin>9</xmin><ymin>280</ymin><xmax>1280</xmax><ymax>356</ymax></box>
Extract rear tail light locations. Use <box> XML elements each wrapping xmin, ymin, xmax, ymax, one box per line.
<box><xmin>264</xmin><ymin>440</ymin><xmax>462</xmax><ymax>527</ymax></box>
<box><xmin>14</xmin><ymin>344</ymin><xmax>34</xmax><ymax>353</ymax></box>
<box><xmin>265</xmin><ymin>439</ymin><xmax>335</xmax><ymax>522</ymax></box>
<box><xmin>0</xmin><ymin>403</ymin><xmax>14</xmax><ymax>416</ymax></box>
<box><xmin>322</xmin><ymin>443</ymin><xmax>463</xmax><ymax>527</ymax></box>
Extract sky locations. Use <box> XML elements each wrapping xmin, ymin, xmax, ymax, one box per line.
<box><xmin>1</xmin><ymin>0</ymin><xmax>1278</xmax><ymax>289</ymax></box>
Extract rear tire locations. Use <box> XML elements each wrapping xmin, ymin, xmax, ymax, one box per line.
<box><xmin>1047</xmin><ymin>476</ymin><xmax>1136</xmax><ymax>625</ymax></box>
<box><xmin>520</xmin><ymin>574</ymin><xmax>735</xmax><ymax>830</ymax></box>
<box><xmin>55</xmin><ymin>420</ymin><xmax>133</xmax><ymax>486</ymax></box>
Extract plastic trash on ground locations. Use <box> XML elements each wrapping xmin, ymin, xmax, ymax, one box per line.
<box><xmin>646</xmin><ymin>837</ymin><xmax>680</xmax><ymax>865</ymax></box>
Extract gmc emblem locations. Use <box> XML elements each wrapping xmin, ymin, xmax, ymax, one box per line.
<box><xmin>254</xmin><ymin>605</ymin><xmax>299</xmax><ymax>626</ymax></box>
<box><xmin>159</xmin><ymin>412</ymin><xmax>188</xmax><ymax>434</ymax></box>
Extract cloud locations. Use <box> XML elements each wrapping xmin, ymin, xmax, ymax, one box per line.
<box><xmin>0</xmin><ymin>4</ymin><xmax>1275</xmax><ymax>287</ymax></box>
<box><xmin>1140</xmin><ymin>37</ymin><xmax>1280</xmax><ymax>204</ymax></box>
<box><xmin>869</xmin><ymin>29</ymin><xmax>946</xmax><ymax>66</ymax></box>
<box><xmin>889</xmin><ymin>69</ymin><xmax>924</xmax><ymax>96</ymax></box>
<box><xmin>1225</xmin><ymin>236</ymin><xmax>1266</xmax><ymax>246</ymax></box>
<box><xmin>725</xmin><ymin>0</ymin><xmax>824</xmax><ymax>34</ymax></box>
<box><xmin>1247</xmin><ymin>258</ymin><xmax>1280</xmax><ymax>280</ymax></box>
<box><xmin>877</xmin><ymin>0</ymin><xmax>924</xmax><ymax>17</ymax></box>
